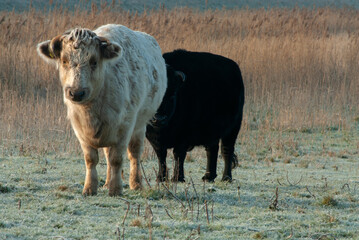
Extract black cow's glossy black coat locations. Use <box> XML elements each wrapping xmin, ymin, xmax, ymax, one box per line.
<box><xmin>146</xmin><ymin>49</ymin><xmax>245</xmax><ymax>182</ymax></box>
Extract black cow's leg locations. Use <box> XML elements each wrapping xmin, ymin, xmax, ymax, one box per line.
<box><xmin>221</xmin><ymin>122</ymin><xmax>242</xmax><ymax>182</ymax></box>
<box><xmin>202</xmin><ymin>142</ymin><xmax>219</xmax><ymax>182</ymax></box>
<box><xmin>153</xmin><ymin>147</ymin><xmax>168</xmax><ymax>182</ymax></box>
<box><xmin>172</xmin><ymin>147</ymin><xmax>187</xmax><ymax>182</ymax></box>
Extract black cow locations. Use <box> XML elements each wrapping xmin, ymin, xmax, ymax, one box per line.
<box><xmin>146</xmin><ymin>49</ymin><xmax>245</xmax><ymax>182</ymax></box>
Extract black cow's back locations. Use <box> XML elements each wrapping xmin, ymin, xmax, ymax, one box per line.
<box><xmin>161</xmin><ymin>49</ymin><xmax>244</xmax><ymax>149</ymax></box>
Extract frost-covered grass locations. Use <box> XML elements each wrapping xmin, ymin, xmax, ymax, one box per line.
<box><xmin>1</xmin><ymin>129</ymin><xmax>358</xmax><ymax>240</ymax></box>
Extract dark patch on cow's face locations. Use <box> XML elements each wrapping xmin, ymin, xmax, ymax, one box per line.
<box><xmin>89</xmin><ymin>56</ymin><xmax>98</xmax><ymax>71</ymax></box>
<box><xmin>60</xmin><ymin>55</ymin><xmax>70</xmax><ymax>69</ymax></box>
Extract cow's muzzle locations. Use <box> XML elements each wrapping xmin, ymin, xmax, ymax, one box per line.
<box><xmin>65</xmin><ymin>87</ymin><xmax>89</xmax><ymax>103</ymax></box>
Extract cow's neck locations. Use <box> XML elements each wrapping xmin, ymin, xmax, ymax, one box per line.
<box><xmin>66</xmin><ymin>85</ymin><xmax>107</xmax><ymax>143</ymax></box>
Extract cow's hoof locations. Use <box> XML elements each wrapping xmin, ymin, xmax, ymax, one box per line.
<box><xmin>129</xmin><ymin>181</ymin><xmax>142</xmax><ymax>190</ymax></box>
<box><xmin>221</xmin><ymin>175</ymin><xmax>232</xmax><ymax>182</ymax></box>
<box><xmin>171</xmin><ymin>176</ymin><xmax>185</xmax><ymax>183</ymax></box>
<box><xmin>129</xmin><ymin>174</ymin><xmax>143</xmax><ymax>190</ymax></box>
<box><xmin>109</xmin><ymin>187</ymin><xmax>123</xmax><ymax>196</ymax></box>
<box><xmin>156</xmin><ymin>175</ymin><xmax>167</xmax><ymax>183</ymax></box>
<box><xmin>202</xmin><ymin>173</ymin><xmax>216</xmax><ymax>182</ymax></box>
<box><xmin>82</xmin><ymin>188</ymin><xmax>97</xmax><ymax>196</ymax></box>
<box><xmin>232</xmin><ymin>154</ymin><xmax>239</xmax><ymax>169</ymax></box>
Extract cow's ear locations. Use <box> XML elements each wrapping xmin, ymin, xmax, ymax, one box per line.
<box><xmin>98</xmin><ymin>37</ymin><xmax>122</xmax><ymax>60</ymax></box>
<box><xmin>37</xmin><ymin>35</ymin><xmax>62</xmax><ymax>65</ymax></box>
<box><xmin>175</xmin><ymin>71</ymin><xmax>186</xmax><ymax>82</ymax></box>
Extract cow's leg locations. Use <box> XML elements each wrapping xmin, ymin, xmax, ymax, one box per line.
<box><xmin>105</xmin><ymin>144</ymin><xmax>126</xmax><ymax>196</ymax></box>
<box><xmin>221</xmin><ymin>123</ymin><xmax>241</xmax><ymax>182</ymax></box>
<box><xmin>81</xmin><ymin>143</ymin><xmax>99</xmax><ymax>196</ymax></box>
<box><xmin>103</xmin><ymin>147</ymin><xmax>112</xmax><ymax>189</ymax></box>
<box><xmin>153</xmin><ymin>147</ymin><xmax>168</xmax><ymax>182</ymax></box>
<box><xmin>202</xmin><ymin>141</ymin><xmax>219</xmax><ymax>182</ymax></box>
<box><xmin>172</xmin><ymin>146</ymin><xmax>187</xmax><ymax>182</ymax></box>
<box><xmin>127</xmin><ymin>128</ymin><xmax>144</xmax><ymax>190</ymax></box>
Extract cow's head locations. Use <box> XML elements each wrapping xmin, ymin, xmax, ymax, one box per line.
<box><xmin>150</xmin><ymin>64</ymin><xmax>185</xmax><ymax>127</ymax></box>
<box><xmin>165</xmin><ymin>64</ymin><xmax>185</xmax><ymax>94</ymax></box>
<box><xmin>37</xmin><ymin>28</ymin><xmax>122</xmax><ymax>104</ymax></box>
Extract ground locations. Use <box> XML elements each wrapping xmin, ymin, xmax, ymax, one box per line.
<box><xmin>1</xmin><ymin>128</ymin><xmax>358</xmax><ymax>240</ymax></box>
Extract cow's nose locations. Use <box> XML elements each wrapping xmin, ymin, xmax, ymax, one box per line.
<box><xmin>66</xmin><ymin>87</ymin><xmax>86</xmax><ymax>102</ymax></box>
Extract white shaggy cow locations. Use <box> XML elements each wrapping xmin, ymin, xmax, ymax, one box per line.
<box><xmin>37</xmin><ymin>24</ymin><xmax>167</xmax><ymax>196</ymax></box>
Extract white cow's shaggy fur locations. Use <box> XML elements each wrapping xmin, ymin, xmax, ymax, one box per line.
<box><xmin>37</xmin><ymin>24</ymin><xmax>166</xmax><ymax>196</ymax></box>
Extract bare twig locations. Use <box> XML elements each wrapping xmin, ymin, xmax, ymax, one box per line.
<box><xmin>148</xmin><ymin>216</ymin><xmax>153</xmax><ymax>240</ymax></box>
<box><xmin>186</xmin><ymin>230</ymin><xmax>196</xmax><ymax>240</ymax></box>
<box><xmin>211</xmin><ymin>201</ymin><xmax>214</xmax><ymax>223</ymax></box>
<box><xmin>164</xmin><ymin>208</ymin><xmax>173</xmax><ymax>219</ymax></box>
<box><xmin>137</xmin><ymin>204</ymin><xmax>141</xmax><ymax>217</ymax></box>
<box><xmin>286</xmin><ymin>172</ymin><xmax>303</xmax><ymax>186</ymax></box>
<box><xmin>191</xmin><ymin>198</ymin><xmax>194</xmax><ymax>221</ymax></box>
<box><xmin>161</xmin><ymin>182</ymin><xmax>185</xmax><ymax>209</ymax></box>
<box><xmin>145</xmin><ymin>204</ymin><xmax>153</xmax><ymax>221</ymax></box>
<box><xmin>321</xmin><ymin>176</ymin><xmax>328</xmax><ymax>188</ymax></box>
<box><xmin>18</xmin><ymin>199</ymin><xmax>21</xmax><ymax>210</ymax></box>
<box><xmin>152</xmin><ymin>167</ymin><xmax>160</xmax><ymax>190</ymax></box>
<box><xmin>190</xmin><ymin>177</ymin><xmax>200</xmax><ymax>221</ymax></box>
<box><xmin>341</xmin><ymin>183</ymin><xmax>350</xmax><ymax>191</ymax></box>
<box><xmin>145</xmin><ymin>204</ymin><xmax>153</xmax><ymax>240</ymax></box>
<box><xmin>115</xmin><ymin>227</ymin><xmax>121</xmax><ymax>240</ymax></box>
<box><xmin>140</xmin><ymin>161</ymin><xmax>151</xmax><ymax>189</ymax></box>
<box><xmin>204</xmin><ymin>200</ymin><xmax>209</xmax><ymax>224</ymax></box>
<box><xmin>123</xmin><ymin>202</ymin><xmax>130</xmax><ymax>225</ymax></box>
<box><xmin>269</xmin><ymin>187</ymin><xmax>279</xmax><ymax>210</ymax></box>
<box><xmin>285</xmin><ymin>227</ymin><xmax>293</xmax><ymax>239</ymax></box>
<box><xmin>182</xmin><ymin>208</ymin><xmax>188</xmax><ymax>219</ymax></box>
<box><xmin>305</xmin><ymin>186</ymin><xmax>316</xmax><ymax>199</ymax></box>
<box><xmin>203</xmin><ymin>180</ymin><xmax>206</xmax><ymax>200</ymax></box>
<box><xmin>184</xmin><ymin>184</ymin><xmax>191</xmax><ymax>208</ymax></box>
<box><xmin>118</xmin><ymin>197</ymin><xmax>131</xmax><ymax>226</ymax></box>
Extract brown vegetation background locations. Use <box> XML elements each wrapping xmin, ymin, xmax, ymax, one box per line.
<box><xmin>0</xmin><ymin>6</ymin><xmax>358</xmax><ymax>156</ymax></box>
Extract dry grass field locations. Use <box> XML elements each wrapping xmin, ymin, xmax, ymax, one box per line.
<box><xmin>1</xmin><ymin>6</ymin><xmax>359</xmax><ymax>155</ymax></box>
<box><xmin>1</xmin><ymin>4</ymin><xmax>359</xmax><ymax>240</ymax></box>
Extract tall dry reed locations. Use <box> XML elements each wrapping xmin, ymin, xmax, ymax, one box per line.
<box><xmin>0</xmin><ymin>6</ymin><xmax>358</xmax><ymax>156</ymax></box>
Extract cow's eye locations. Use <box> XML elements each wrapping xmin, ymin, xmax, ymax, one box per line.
<box><xmin>90</xmin><ymin>58</ymin><xmax>97</xmax><ymax>70</ymax></box>
<box><xmin>62</xmin><ymin>58</ymin><xmax>69</xmax><ymax>66</ymax></box>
